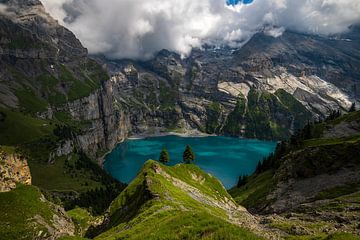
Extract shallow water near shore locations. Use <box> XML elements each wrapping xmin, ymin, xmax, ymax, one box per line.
<box><xmin>104</xmin><ymin>135</ymin><xmax>277</xmax><ymax>189</ymax></box>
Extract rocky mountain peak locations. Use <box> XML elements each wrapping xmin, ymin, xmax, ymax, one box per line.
<box><xmin>0</xmin><ymin>0</ymin><xmax>87</xmax><ymax>61</ymax></box>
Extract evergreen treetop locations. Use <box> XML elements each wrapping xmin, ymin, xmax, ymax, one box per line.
<box><xmin>183</xmin><ymin>145</ymin><xmax>195</xmax><ymax>164</ymax></box>
<box><xmin>159</xmin><ymin>148</ymin><xmax>170</xmax><ymax>164</ymax></box>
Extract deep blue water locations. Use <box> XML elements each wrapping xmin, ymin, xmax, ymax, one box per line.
<box><xmin>104</xmin><ymin>135</ymin><xmax>276</xmax><ymax>189</ymax></box>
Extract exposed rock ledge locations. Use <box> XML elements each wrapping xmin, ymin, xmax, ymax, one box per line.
<box><xmin>0</xmin><ymin>149</ymin><xmax>31</xmax><ymax>192</ymax></box>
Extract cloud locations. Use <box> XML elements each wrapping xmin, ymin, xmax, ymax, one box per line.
<box><xmin>39</xmin><ymin>0</ymin><xmax>360</xmax><ymax>59</ymax></box>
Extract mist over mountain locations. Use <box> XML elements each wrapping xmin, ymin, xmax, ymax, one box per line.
<box><xmin>40</xmin><ymin>0</ymin><xmax>360</xmax><ymax>59</ymax></box>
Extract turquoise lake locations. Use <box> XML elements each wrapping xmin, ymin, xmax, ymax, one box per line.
<box><xmin>104</xmin><ymin>135</ymin><xmax>277</xmax><ymax>189</ymax></box>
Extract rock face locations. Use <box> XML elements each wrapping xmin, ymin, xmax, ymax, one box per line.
<box><xmin>268</xmin><ymin>142</ymin><xmax>360</xmax><ymax>213</ymax></box>
<box><xmin>54</xmin><ymin>79</ymin><xmax>131</xmax><ymax>158</ymax></box>
<box><xmin>0</xmin><ymin>149</ymin><xmax>31</xmax><ymax>192</ymax></box>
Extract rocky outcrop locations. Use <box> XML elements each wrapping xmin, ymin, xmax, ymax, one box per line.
<box><xmin>0</xmin><ymin>149</ymin><xmax>31</xmax><ymax>192</ymax></box>
<box><xmin>33</xmin><ymin>196</ymin><xmax>76</xmax><ymax>240</ymax></box>
<box><xmin>230</xmin><ymin>111</ymin><xmax>360</xmax><ymax>215</ymax></box>
<box><xmin>267</xmin><ymin>143</ymin><xmax>360</xmax><ymax>213</ymax></box>
<box><xmin>53</xmin><ymin>79</ymin><xmax>132</xmax><ymax>159</ymax></box>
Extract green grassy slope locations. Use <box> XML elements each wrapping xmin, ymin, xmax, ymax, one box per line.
<box><xmin>92</xmin><ymin>161</ymin><xmax>265</xmax><ymax>240</ymax></box>
<box><xmin>0</xmin><ymin>185</ymin><xmax>74</xmax><ymax>240</ymax></box>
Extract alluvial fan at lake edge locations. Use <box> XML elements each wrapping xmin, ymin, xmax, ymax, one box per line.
<box><xmin>104</xmin><ymin>135</ymin><xmax>277</xmax><ymax>188</ymax></box>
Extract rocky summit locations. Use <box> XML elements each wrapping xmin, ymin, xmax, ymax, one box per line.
<box><xmin>0</xmin><ymin>0</ymin><xmax>360</xmax><ymax>239</ymax></box>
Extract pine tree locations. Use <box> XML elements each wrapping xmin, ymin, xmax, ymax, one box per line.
<box><xmin>349</xmin><ymin>102</ymin><xmax>356</xmax><ymax>112</ymax></box>
<box><xmin>183</xmin><ymin>145</ymin><xmax>195</xmax><ymax>164</ymax></box>
<box><xmin>159</xmin><ymin>148</ymin><xmax>170</xmax><ymax>164</ymax></box>
<box><xmin>237</xmin><ymin>175</ymin><xmax>248</xmax><ymax>188</ymax></box>
<box><xmin>255</xmin><ymin>160</ymin><xmax>263</xmax><ymax>173</ymax></box>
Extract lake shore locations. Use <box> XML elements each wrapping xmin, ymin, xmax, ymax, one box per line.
<box><xmin>99</xmin><ymin>129</ymin><xmax>217</xmax><ymax>167</ymax></box>
<box><xmin>129</xmin><ymin>130</ymin><xmax>216</xmax><ymax>140</ymax></box>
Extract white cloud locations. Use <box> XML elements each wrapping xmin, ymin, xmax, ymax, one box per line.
<box><xmin>39</xmin><ymin>0</ymin><xmax>360</xmax><ymax>59</ymax></box>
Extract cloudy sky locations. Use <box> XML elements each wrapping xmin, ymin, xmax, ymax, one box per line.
<box><xmin>40</xmin><ymin>0</ymin><xmax>360</xmax><ymax>59</ymax></box>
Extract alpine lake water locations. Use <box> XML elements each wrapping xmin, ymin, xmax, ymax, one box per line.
<box><xmin>104</xmin><ymin>135</ymin><xmax>277</xmax><ymax>189</ymax></box>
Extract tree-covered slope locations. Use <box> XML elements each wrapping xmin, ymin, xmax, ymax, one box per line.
<box><xmin>89</xmin><ymin>160</ymin><xmax>274</xmax><ymax>240</ymax></box>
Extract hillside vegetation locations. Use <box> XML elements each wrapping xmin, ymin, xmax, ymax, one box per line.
<box><xmin>0</xmin><ymin>185</ymin><xmax>74</xmax><ymax>240</ymax></box>
<box><xmin>230</xmin><ymin>110</ymin><xmax>360</xmax><ymax>239</ymax></box>
<box><xmin>87</xmin><ymin>160</ymin><xmax>273</xmax><ymax>240</ymax></box>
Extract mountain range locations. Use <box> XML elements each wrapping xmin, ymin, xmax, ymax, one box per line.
<box><xmin>0</xmin><ymin>0</ymin><xmax>359</xmax><ymax>239</ymax></box>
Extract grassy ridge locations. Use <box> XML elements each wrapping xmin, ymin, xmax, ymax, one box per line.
<box><xmin>93</xmin><ymin>160</ymin><xmax>262</xmax><ymax>240</ymax></box>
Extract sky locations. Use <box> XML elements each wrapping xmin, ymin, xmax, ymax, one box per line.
<box><xmin>40</xmin><ymin>0</ymin><xmax>360</xmax><ymax>60</ymax></box>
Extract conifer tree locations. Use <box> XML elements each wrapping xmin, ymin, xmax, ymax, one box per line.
<box><xmin>349</xmin><ymin>102</ymin><xmax>356</xmax><ymax>112</ymax></box>
<box><xmin>183</xmin><ymin>145</ymin><xmax>195</xmax><ymax>164</ymax></box>
<box><xmin>159</xmin><ymin>148</ymin><xmax>170</xmax><ymax>164</ymax></box>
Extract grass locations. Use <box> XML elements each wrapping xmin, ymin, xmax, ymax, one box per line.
<box><xmin>98</xmin><ymin>211</ymin><xmax>262</xmax><ymax>240</ymax></box>
<box><xmin>325</xmin><ymin>232</ymin><xmax>360</xmax><ymax>240</ymax></box>
<box><xmin>303</xmin><ymin>134</ymin><xmax>360</xmax><ymax>148</ymax></box>
<box><xmin>7</xmin><ymin>36</ymin><xmax>43</xmax><ymax>50</ymax></box>
<box><xmin>0</xmin><ymin>145</ymin><xmax>16</xmax><ymax>154</ymax></box>
<box><xmin>206</xmin><ymin>102</ymin><xmax>222</xmax><ymax>134</ymax></box>
<box><xmin>61</xmin><ymin>63</ymin><xmax>104</xmax><ymax>101</ymax></box>
<box><xmin>269</xmin><ymin>219</ymin><xmax>329</xmax><ymax>239</ymax></box>
<box><xmin>0</xmin><ymin>185</ymin><xmax>56</xmax><ymax>240</ymax></box>
<box><xmin>59</xmin><ymin>237</ymin><xmax>89</xmax><ymax>240</ymax></box>
<box><xmin>228</xmin><ymin>170</ymin><xmax>274</xmax><ymax>211</ymax></box>
<box><xmin>37</xmin><ymin>73</ymin><xmax>68</xmax><ymax>106</ymax></box>
<box><xmin>159</xmin><ymin>81</ymin><xmax>178</xmax><ymax>110</ymax></box>
<box><xmin>309</xmin><ymin>111</ymin><xmax>360</xmax><ymax>138</ymax></box>
<box><xmin>223</xmin><ymin>94</ymin><xmax>246</xmax><ymax>135</ymax></box>
<box><xmin>36</xmin><ymin>63</ymin><xmax>105</xmax><ymax>106</ymax></box>
<box><xmin>15</xmin><ymin>88</ymin><xmax>48</xmax><ymax>113</ymax></box>
<box><xmin>67</xmin><ymin>208</ymin><xmax>97</xmax><ymax>236</ymax></box>
<box><xmin>275</xmin><ymin>89</ymin><xmax>312</xmax><ymax>130</ymax></box>
<box><xmin>95</xmin><ymin>160</ymin><xmax>263</xmax><ymax>240</ymax></box>
<box><xmin>28</xmin><ymin>154</ymin><xmax>102</xmax><ymax>192</ymax></box>
<box><xmin>327</xmin><ymin>111</ymin><xmax>360</xmax><ymax>125</ymax></box>
<box><xmin>313</xmin><ymin>183</ymin><xmax>360</xmax><ymax>200</ymax></box>
<box><xmin>0</xmin><ymin>108</ymin><xmax>54</xmax><ymax>146</ymax></box>
<box><xmin>284</xmin><ymin>233</ymin><xmax>360</xmax><ymax>240</ymax></box>
<box><xmin>316</xmin><ymin>191</ymin><xmax>360</xmax><ymax>212</ymax></box>
<box><xmin>54</xmin><ymin>111</ymin><xmax>92</xmax><ymax>131</ymax></box>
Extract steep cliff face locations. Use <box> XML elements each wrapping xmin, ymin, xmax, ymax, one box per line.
<box><xmin>0</xmin><ymin>147</ymin><xmax>31</xmax><ymax>192</ymax></box>
<box><xmin>53</xmin><ymin>79</ymin><xmax>131</xmax><ymax>159</ymax></box>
